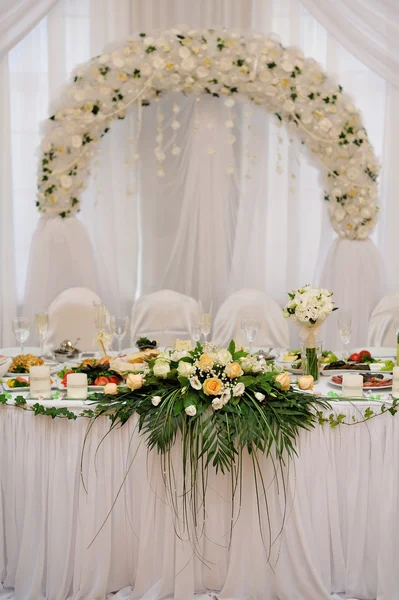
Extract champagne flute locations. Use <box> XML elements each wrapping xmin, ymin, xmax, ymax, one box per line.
<box><xmin>111</xmin><ymin>316</ymin><xmax>129</xmax><ymax>356</ymax></box>
<box><xmin>338</xmin><ymin>314</ymin><xmax>352</xmax><ymax>360</ymax></box>
<box><xmin>93</xmin><ymin>302</ymin><xmax>107</xmax><ymax>333</ymax></box>
<box><xmin>200</xmin><ymin>313</ymin><xmax>212</xmax><ymax>342</ymax></box>
<box><xmin>241</xmin><ymin>318</ymin><xmax>261</xmax><ymax>354</ymax></box>
<box><xmin>12</xmin><ymin>317</ymin><xmax>30</xmax><ymax>355</ymax></box>
<box><xmin>192</xmin><ymin>324</ymin><xmax>201</xmax><ymax>345</ymax></box>
<box><xmin>35</xmin><ymin>313</ymin><xmax>49</xmax><ymax>357</ymax></box>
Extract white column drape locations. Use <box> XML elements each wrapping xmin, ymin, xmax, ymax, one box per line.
<box><xmin>2</xmin><ymin>0</ymin><xmax>396</xmax><ymax>347</ymax></box>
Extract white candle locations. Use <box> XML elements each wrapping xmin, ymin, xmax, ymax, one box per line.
<box><xmin>342</xmin><ymin>374</ymin><xmax>363</xmax><ymax>398</ymax></box>
<box><xmin>30</xmin><ymin>365</ymin><xmax>51</xmax><ymax>399</ymax></box>
<box><xmin>392</xmin><ymin>366</ymin><xmax>399</xmax><ymax>399</ymax></box>
<box><xmin>67</xmin><ymin>373</ymin><xmax>88</xmax><ymax>399</ymax></box>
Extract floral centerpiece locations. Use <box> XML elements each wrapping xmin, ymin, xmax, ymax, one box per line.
<box><xmin>283</xmin><ymin>285</ymin><xmax>337</xmax><ymax>380</ymax></box>
<box><xmin>90</xmin><ymin>341</ymin><xmax>328</xmax><ymax>474</ymax></box>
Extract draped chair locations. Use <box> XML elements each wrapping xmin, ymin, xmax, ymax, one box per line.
<box><xmin>213</xmin><ymin>288</ymin><xmax>289</xmax><ymax>349</ymax></box>
<box><xmin>130</xmin><ymin>290</ymin><xmax>201</xmax><ymax>347</ymax></box>
<box><xmin>47</xmin><ymin>287</ymin><xmax>103</xmax><ymax>351</ymax></box>
<box><xmin>367</xmin><ymin>291</ymin><xmax>399</xmax><ymax>347</ymax></box>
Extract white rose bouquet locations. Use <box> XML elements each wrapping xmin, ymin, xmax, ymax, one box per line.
<box><xmin>283</xmin><ymin>285</ymin><xmax>338</xmax><ymax>380</ymax></box>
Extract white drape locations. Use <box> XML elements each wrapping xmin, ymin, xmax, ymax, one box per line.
<box><xmin>0</xmin><ymin>401</ymin><xmax>398</xmax><ymax>599</ymax></box>
<box><xmin>2</xmin><ymin>0</ymin><xmax>395</xmax><ymax>347</ymax></box>
<box><xmin>0</xmin><ymin>0</ymin><xmax>59</xmax><ymax>59</ymax></box>
<box><xmin>300</xmin><ymin>0</ymin><xmax>399</xmax><ymax>88</ymax></box>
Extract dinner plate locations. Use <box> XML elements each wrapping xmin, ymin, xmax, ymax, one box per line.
<box><xmin>321</xmin><ymin>368</ymin><xmax>393</xmax><ymax>377</ymax></box>
<box><xmin>57</xmin><ymin>382</ymin><xmax>105</xmax><ymax>392</ymax></box>
<box><xmin>328</xmin><ymin>374</ymin><xmax>393</xmax><ymax>390</ymax></box>
<box><xmin>2</xmin><ymin>377</ymin><xmax>57</xmax><ymax>392</ymax></box>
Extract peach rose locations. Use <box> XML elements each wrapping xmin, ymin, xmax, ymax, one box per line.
<box><xmin>198</xmin><ymin>354</ymin><xmax>214</xmax><ymax>370</ymax></box>
<box><xmin>225</xmin><ymin>361</ymin><xmax>244</xmax><ymax>379</ymax></box>
<box><xmin>104</xmin><ymin>382</ymin><xmax>118</xmax><ymax>395</ymax></box>
<box><xmin>275</xmin><ymin>372</ymin><xmax>291</xmax><ymax>391</ymax></box>
<box><xmin>126</xmin><ymin>373</ymin><xmax>143</xmax><ymax>391</ymax></box>
<box><xmin>203</xmin><ymin>377</ymin><xmax>223</xmax><ymax>396</ymax></box>
<box><xmin>298</xmin><ymin>375</ymin><xmax>314</xmax><ymax>391</ymax></box>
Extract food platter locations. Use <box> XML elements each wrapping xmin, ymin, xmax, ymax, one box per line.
<box><xmin>329</xmin><ymin>373</ymin><xmax>393</xmax><ymax>390</ymax></box>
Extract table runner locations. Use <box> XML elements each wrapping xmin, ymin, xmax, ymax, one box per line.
<box><xmin>0</xmin><ymin>400</ymin><xmax>397</xmax><ymax>600</ymax></box>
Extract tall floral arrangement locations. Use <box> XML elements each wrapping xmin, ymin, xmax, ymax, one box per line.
<box><xmin>283</xmin><ymin>285</ymin><xmax>337</xmax><ymax>379</ymax></box>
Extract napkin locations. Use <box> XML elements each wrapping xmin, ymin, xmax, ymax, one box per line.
<box><xmin>0</xmin><ymin>358</ymin><xmax>12</xmax><ymax>378</ymax></box>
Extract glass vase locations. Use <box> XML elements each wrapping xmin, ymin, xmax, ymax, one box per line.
<box><xmin>301</xmin><ymin>339</ymin><xmax>322</xmax><ymax>382</ymax></box>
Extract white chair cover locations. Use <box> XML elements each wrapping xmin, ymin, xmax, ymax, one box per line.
<box><xmin>213</xmin><ymin>288</ymin><xmax>289</xmax><ymax>349</ymax></box>
<box><xmin>47</xmin><ymin>287</ymin><xmax>102</xmax><ymax>351</ymax></box>
<box><xmin>130</xmin><ymin>290</ymin><xmax>201</xmax><ymax>347</ymax></box>
<box><xmin>367</xmin><ymin>291</ymin><xmax>399</xmax><ymax>346</ymax></box>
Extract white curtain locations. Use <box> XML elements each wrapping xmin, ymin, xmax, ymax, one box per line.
<box><xmin>300</xmin><ymin>0</ymin><xmax>399</xmax><ymax>88</ymax></box>
<box><xmin>2</xmin><ymin>0</ymin><xmax>395</xmax><ymax>347</ymax></box>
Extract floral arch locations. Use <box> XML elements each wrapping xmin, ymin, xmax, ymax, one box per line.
<box><xmin>37</xmin><ymin>27</ymin><xmax>379</xmax><ymax>240</ymax></box>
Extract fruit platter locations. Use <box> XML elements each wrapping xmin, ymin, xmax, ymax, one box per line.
<box><xmin>57</xmin><ymin>357</ymin><xmax>123</xmax><ymax>388</ymax></box>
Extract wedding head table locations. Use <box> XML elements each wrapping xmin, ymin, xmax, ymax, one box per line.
<box><xmin>0</xmin><ymin>370</ymin><xmax>397</xmax><ymax>600</ymax></box>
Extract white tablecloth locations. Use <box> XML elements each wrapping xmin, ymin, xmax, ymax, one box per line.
<box><xmin>0</xmin><ymin>384</ymin><xmax>398</xmax><ymax>600</ymax></box>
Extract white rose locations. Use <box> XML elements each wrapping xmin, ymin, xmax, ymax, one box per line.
<box><xmin>177</xmin><ymin>360</ymin><xmax>195</xmax><ymax>377</ymax></box>
<box><xmin>178</xmin><ymin>46</ymin><xmax>191</xmax><ymax>59</ymax></box>
<box><xmin>212</xmin><ymin>397</ymin><xmax>224</xmax><ymax>410</ymax></box>
<box><xmin>281</xmin><ymin>61</ymin><xmax>293</xmax><ymax>73</ymax></box>
<box><xmin>143</xmin><ymin>36</ymin><xmax>154</xmax><ymax>46</ymax></box>
<box><xmin>153</xmin><ymin>360</ymin><xmax>170</xmax><ymax>378</ymax></box>
<box><xmin>99</xmin><ymin>54</ymin><xmax>109</xmax><ymax>64</ymax></box>
<box><xmin>241</xmin><ymin>358</ymin><xmax>254</xmax><ymax>373</ymax></box>
<box><xmin>233</xmin><ymin>383</ymin><xmax>245</xmax><ymax>397</ymax></box>
<box><xmin>153</xmin><ymin>56</ymin><xmax>165</xmax><ymax>70</ymax></box>
<box><xmin>259</xmin><ymin>70</ymin><xmax>272</xmax><ymax>83</ymax></box>
<box><xmin>152</xmin><ymin>395</ymin><xmax>162</xmax><ymax>406</ymax></box>
<box><xmin>219</xmin><ymin>59</ymin><xmax>232</xmax><ymax>72</ymax></box>
<box><xmin>319</xmin><ymin>118</ymin><xmax>332</xmax><ymax>132</ymax></box>
<box><xmin>252</xmin><ymin>359</ymin><xmax>266</xmax><ymax>373</ymax></box>
<box><xmin>216</xmin><ymin>349</ymin><xmax>232</xmax><ymax>365</ymax></box>
<box><xmin>283</xmin><ymin>100</ymin><xmax>295</xmax><ymax>112</ymax></box>
<box><xmin>346</xmin><ymin>204</ymin><xmax>360</xmax><ymax>217</ymax></box>
<box><xmin>356</xmin><ymin>225</ymin><xmax>370</xmax><ymax>239</ymax></box>
<box><xmin>189</xmin><ymin>376</ymin><xmax>202</xmax><ymax>390</ymax></box>
<box><xmin>181</xmin><ymin>58</ymin><xmax>196</xmax><ymax>71</ymax></box>
<box><xmin>196</xmin><ymin>66</ymin><xmax>209</xmax><ymax>78</ymax></box>
<box><xmin>255</xmin><ymin>392</ymin><xmax>266</xmax><ymax>402</ymax></box>
<box><xmin>112</xmin><ymin>56</ymin><xmax>125</xmax><ymax>68</ymax></box>
<box><xmin>360</xmin><ymin>207</ymin><xmax>371</xmax><ymax>219</ymax></box>
<box><xmin>71</xmin><ymin>135</ymin><xmax>82</xmax><ymax>148</ymax></box>
<box><xmin>41</xmin><ymin>140</ymin><xmax>52</xmax><ymax>153</ymax></box>
<box><xmin>74</xmin><ymin>90</ymin><xmax>85</xmax><ymax>102</ymax></box>
<box><xmin>347</xmin><ymin>168</ymin><xmax>359</xmax><ymax>181</ymax></box>
<box><xmin>185</xmin><ymin>404</ymin><xmax>197</xmax><ymax>416</ymax></box>
<box><xmin>60</xmin><ymin>175</ymin><xmax>73</xmax><ymax>189</ymax></box>
<box><xmin>141</xmin><ymin>64</ymin><xmax>152</xmax><ymax>76</ymax></box>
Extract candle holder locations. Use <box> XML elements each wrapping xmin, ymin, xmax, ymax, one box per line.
<box><xmin>67</xmin><ymin>373</ymin><xmax>88</xmax><ymax>399</ymax></box>
<box><xmin>342</xmin><ymin>373</ymin><xmax>363</xmax><ymax>399</ymax></box>
<box><xmin>30</xmin><ymin>365</ymin><xmax>51</xmax><ymax>398</ymax></box>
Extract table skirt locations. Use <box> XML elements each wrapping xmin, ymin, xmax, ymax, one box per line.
<box><xmin>0</xmin><ymin>402</ymin><xmax>398</xmax><ymax>600</ymax></box>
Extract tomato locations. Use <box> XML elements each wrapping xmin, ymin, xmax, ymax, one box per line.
<box><xmin>94</xmin><ymin>376</ymin><xmax>109</xmax><ymax>386</ymax></box>
<box><xmin>359</xmin><ymin>350</ymin><xmax>371</xmax><ymax>359</ymax></box>
<box><xmin>349</xmin><ymin>353</ymin><xmax>361</xmax><ymax>362</ymax></box>
<box><xmin>108</xmin><ymin>376</ymin><xmax>120</xmax><ymax>384</ymax></box>
<box><xmin>16</xmin><ymin>376</ymin><xmax>28</xmax><ymax>383</ymax></box>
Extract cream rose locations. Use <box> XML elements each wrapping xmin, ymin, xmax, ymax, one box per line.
<box><xmin>225</xmin><ymin>362</ymin><xmax>244</xmax><ymax>379</ymax></box>
<box><xmin>177</xmin><ymin>360</ymin><xmax>195</xmax><ymax>377</ymax></box>
<box><xmin>298</xmin><ymin>375</ymin><xmax>314</xmax><ymax>391</ymax></box>
<box><xmin>153</xmin><ymin>360</ymin><xmax>170</xmax><ymax>379</ymax></box>
<box><xmin>203</xmin><ymin>377</ymin><xmax>223</xmax><ymax>396</ymax></box>
<box><xmin>104</xmin><ymin>382</ymin><xmax>118</xmax><ymax>395</ymax></box>
<box><xmin>126</xmin><ymin>373</ymin><xmax>143</xmax><ymax>391</ymax></box>
<box><xmin>216</xmin><ymin>349</ymin><xmax>232</xmax><ymax>365</ymax></box>
<box><xmin>197</xmin><ymin>354</ymin><xmax>214</xmax><ymax>370</ymax></box>
<box><xmin>275</xmin><ymin>372</ymin><xmax>291</xmax><ymax>391</ymax></box>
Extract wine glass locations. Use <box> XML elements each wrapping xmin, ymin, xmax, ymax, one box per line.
<box><xmin>111</xmin><ymin>316</ymin><xmax>129</xmax><ymax>356</ymax></box>
<box><xmin>35</xmin><ymin>313</ymin><xmax>49</xmax><ymax>357</ymax></box>
<box><xmin>338</xmin><ymin>314</ymin><xmax>352</xmax><ymax>360</ymax></box>
<box><xmin>200</xmin><ymin>313</ymin><xmax>212</xmax><ymax>342</ymax></box>
<box><xmin>12</xmin><ymin>317</ymin><xmax>30</xmax><ymax>355</ymax></box>
<box><xmin>241</xmin><ymin>317</ymin><xmax>261</xmax><ymax>354</ymax></box>
<box><xmin>192</xmin><ymin>324</ymin><xmax>201</xmax><ymax>345</ymax></box>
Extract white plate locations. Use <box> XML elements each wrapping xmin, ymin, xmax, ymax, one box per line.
<box><xmin>2</xmin><ymin>377</ymin><xmax>58</xmax><ymax>392</ymax></box>
<box><xmin>328</xmin><ymin>374</ymin><xmax>393</xmax><ymax>390</ymax></box>
<box><xmin>57</xmin><ymin>382</ymin><xmax>105</xmax><ymax>392</ymax></box>
<box><xmin>321</xmin><ymin>368</ymin><xmax>393</xmax><ymax>377</ymax></box>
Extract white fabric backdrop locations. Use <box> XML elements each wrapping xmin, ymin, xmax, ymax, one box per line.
<box><xmin>1</xmin><ymin>0</ymin><xmax>395</xmax><ymax>347</ymax></box>
<box><xmin>0</xmin><ymin>400</ymin><xmax>398</xmax><ymax>599</ymax></box>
